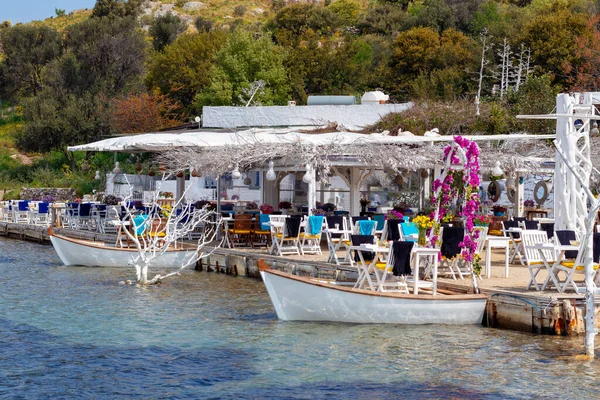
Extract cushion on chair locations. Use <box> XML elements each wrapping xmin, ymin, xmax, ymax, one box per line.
<box><xmin>392</xmin><ymin>240</ymin><xmax>414</xmax><ymax>276</ymax></box>
<box><xmin>386</xmin><ymin>219</ymin><xmax>402</xmax><ymax>241</ymax></box>
<box><xmin>555</xmin><ymin>230</ymin><xmax>578</xmax><ymax>259</ymax></box>
<box><xmin>503</xmin><ymin>220</ymin><xmax>520</xmax><ymax>239</ymax></box>
<box><xmin>441</xmin><ymin>227</ymin><xmax>464</xmax><ymax>259</ymax></box>
<box><xmin>351</xmin><ymin>235</ymin><xmax>375</xmax><ymax>262</ymax></box>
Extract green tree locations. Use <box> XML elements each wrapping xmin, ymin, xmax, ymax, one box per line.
<box><xmin>521</xmin><ymin>4</ymin><xmax>589</xmax><ymax>87</ymax></box>
<box><xmin>91</xmin><ymin>0</ymin><xmax>142</xmax><ymax>19</ymax></box>
<box><xmin>269</xmin><ymin>3</ymin><xmax>339</xmax><ymax>45</ymax></box>
<box><xmin>62</xmin><ymin>16</ymin><xmax>147</xmax><ymax>95</ymax></box>
<box><xmin>327</xmin><ymin>0</ymin><xmax>360</xmax><ymax>26</ymax></box>
<box><xmin>391</xmin><ymin>27</ymin><xmax>476</xmax><ymax>100</ymax></box>
<box><xmin>149</xmin><ymin>12</ymin><xmax>186</xmax><ymax>51</ymax></box>
<box><xmin>0</xmin><ymin>24</ymin><xmax>62</xmax><ymax>99</ymax></box>
<box><xmin>196</xmin><ymin>29</ymin><xmax>291</xmax><ymax>107</ymax></box>
<box><xmin>194</xmin><ymin>16</ymin><xmax>213</xmax><ymax>33</ymax></box>
<box><xmin>17</xmin><ymin>15</ymin><xmax>147</xmax><ymax>160</ymax></box>
<box><xmin>146</xmin><ymin>31</ymin><xmax>227</xmax><ymax>114</ymax></box>
<box><xmin>415</xmin><ymin>0</ymin><xmax>456</xmax><ymax>32</ymax></box>
<box><xmin>356</xmin><ymin>3</ymin><xmax>412</xmax><ymax>36</ymax></box>
<box><xmin>507</xmin><ymin>74</ymin><xmax>559</xmax><ymax>134</ymax></box>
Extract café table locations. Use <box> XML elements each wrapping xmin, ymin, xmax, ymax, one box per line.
<box><xmin>323</xmin><ymin>228</ymin><xmax>353</xmax><ymax>264</ymax></box>
<box><xmin>484</xmin><ymin>235</ymin><xmax>511</xmax><ymax>278</ymax></box>
<box><xmin>351</xmin><ymin>243</ymin><xmax>440</xmax><ymax>295</ymax></box>
<box><xmin>534</xmin><ymin>242</ymin><xmax>580</xmax><ymax>292</ymax></box>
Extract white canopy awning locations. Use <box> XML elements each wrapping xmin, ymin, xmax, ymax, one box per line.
<box><xmin>67</xmin><ymin>128</ymin><xmax>556</xmax><ymax>153</ymax></box>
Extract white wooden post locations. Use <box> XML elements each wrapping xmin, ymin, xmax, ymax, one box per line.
<box><xmin>515</xmin><ymin>173</ymin><xmax>525</xmax><ymax>217</ymax></box>
<box><xmin>307</xmin><ymin>164</ymin><xmax>317</xmax><ymax>213</ymax></box>
<box><xmin>176</xmin><ymin>173</ymin><xmax>185</xmax><ymax>207</ymax></box>
<box><xmin>349</xmin><ymin>167</ymin><xmax>361</xmax><ymax>216</ymax></box>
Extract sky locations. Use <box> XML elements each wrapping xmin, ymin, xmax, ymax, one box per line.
<box><xmin>1</xmin><ymin>0</ymin><xmax>97</xmax><ymax>24</ymax></box>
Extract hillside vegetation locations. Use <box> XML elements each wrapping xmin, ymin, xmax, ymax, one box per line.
<box><xmin>0</xmin><ymin>0</ymin><xmax>598</xmax><ymax>198</ymax></box>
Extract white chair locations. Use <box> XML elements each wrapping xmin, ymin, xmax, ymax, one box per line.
<box><xmin>270</xmin><ymin>215</ymin><xmax>301</xmax><ymax>256</ymax></box>
<box><xmin>376</xmin><ymin>241</ymin><xmax>413</xmax><ymax>293</ymax></box>
<box><xmin>299</xmin><ymin>215</ymin><xmax>324</xmax><ymax>255</ymax></box>
<box><xmin>13</xmin><ymin>201</ymin><xmax>31</xmax><ymax>224</ymax></box>
<box><xmin>550</xmin><ymin>233</ymin><xmax>599</xmax><ymax>293</ymax></box>
<box><xmin>30</xmin><ymin>201</ymin><xmax>50</xmax><ymax>226</ymax></box>
<box><xmin>521</xmin><ymin>230</ymin><xmax>555</xmax><ymax>291</ymax></box>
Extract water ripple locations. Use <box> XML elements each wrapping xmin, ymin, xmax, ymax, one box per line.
<box><xmin>1</xmin><ymin>237</ymin><xmax>600</xmax><ymax>398</ymax></box>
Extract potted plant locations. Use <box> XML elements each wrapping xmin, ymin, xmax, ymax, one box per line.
<box><xmin>524</xmin><ymin>199</ymin><xmax>535</xmax><ymax>208</ymax></box>
<box><xmin>385</xmin><ymin>209</ymin><xmax>404</xmax><ymax>220</ymax></box>
<box><xmin>473</xmin><ymin>214</ymin><xmax>493</xmax><ymax>226</ymax></box>
<box><xmin>278</xmin><ymin>201</ymin><xmax>293</xmax><ymax>214</ymax></box>
<box><xmin>246</xmin><ymin>201</ymin><xmax>258</xmax><ymax>210</ymax></box>
<box><xmin>492</xmin><ymin>205</ymin><xmax>507</xmax><ymax>216</ymax></box>
<box><xmin>259</xmin><ymin>203</ymin><xmax>274</xmax><ymax>214</ymax></box>
<box><xmin>311</xmin><ymin>208</ymin><xmax>328</xmax><ymax>216</ymax></box>
<box><xmin>413</xmin><ymin>215</ymin><xmax>434</xmax><ymax>247</ymax></box>
<box><xmin>359</xmin><ymin>197</ymin><xmax>370</xmax><ymax>213</ymax></box>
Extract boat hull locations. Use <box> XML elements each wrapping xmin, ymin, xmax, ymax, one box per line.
<box><xmin>50</xmin><ymin>234</ymin><xmax>198</xmax><ymax>269</ymax></box>
<box><xmin>260</xmin><ymin>269</ymin><xmax>487</xmax><ymax>325</ymax></box>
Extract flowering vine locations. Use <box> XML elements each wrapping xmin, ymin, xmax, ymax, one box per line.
<box><xmin>430</xmin><ymin>136</ymin><xmax>483</xmax><ymax>288</ymax></box>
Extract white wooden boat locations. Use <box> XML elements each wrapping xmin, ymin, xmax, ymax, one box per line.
<box><xmin>258</xmin><ymin>260</ymin><xmax>488</xmax><ymax>325</ymax></box>
<box><xmin>49</xmin><ymin>229</ymin><xmax>199</xmax><ymax>269</ymax></box>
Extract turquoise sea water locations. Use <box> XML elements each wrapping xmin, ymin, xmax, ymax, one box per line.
<box><xmin>1</xmin><ymin>237</ymin><xmax>599</xmax><ymax>398</ymax></box>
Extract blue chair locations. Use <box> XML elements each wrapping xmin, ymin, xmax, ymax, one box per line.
<box><xmin>400</xmin><ymin>222</ymin><xmax>418</xmax><ymax>241</ymax></box>
<box><xmin>372</xmin><ymin>214</ymin><xmax>385</xmax><ymax>231</ymax></box>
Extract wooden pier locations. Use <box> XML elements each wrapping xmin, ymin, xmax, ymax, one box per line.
<box><xmin>3</xmin><ymin>220</ymin><xmax>599</xmax><ymax>336</ymax></box>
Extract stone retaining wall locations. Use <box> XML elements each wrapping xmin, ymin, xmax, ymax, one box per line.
<box><xmin>20</xmin><ymin>188</ymin><xmax>77</xmax><ymax>201</ymax></box>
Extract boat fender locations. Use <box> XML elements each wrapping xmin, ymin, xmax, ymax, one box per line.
<box><xmin>291</xmin><ymin>264</ymin><xmax>297</xmax><ymax>275</ymax></box>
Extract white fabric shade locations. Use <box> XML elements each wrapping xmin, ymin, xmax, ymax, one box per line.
<box><xmin>68</xmin><ymin>128</ymin><xmax>556</xmax><ymax>153</ymax></box>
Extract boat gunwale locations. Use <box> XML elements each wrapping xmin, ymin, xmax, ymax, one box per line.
<box><xmin>259</xmin><ymin>260</ymin><xmax>488</xmax><ymax>301</ymax></box>
<box><xmin>48</xmin><ymin>228</ymin><xmax>197</xmax><ymax>253</ymax></box>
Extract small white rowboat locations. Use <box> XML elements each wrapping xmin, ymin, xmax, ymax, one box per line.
<box><xmin>258</xmin><ymin>260</ymin><xmax>488</xmax><ymax>325</ymax></box>
<box><xmin>49</xmin><ymin>228</ymin><xmax>199</xmax><ymax>269</ymax></box>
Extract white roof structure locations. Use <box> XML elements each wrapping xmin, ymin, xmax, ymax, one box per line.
<box><xmin>68</xmin><ymin>128</ymin><xmax>556</xmax><ymax>153</ymax></box>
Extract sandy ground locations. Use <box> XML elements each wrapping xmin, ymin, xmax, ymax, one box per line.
<box><xmin>233</xmin><ymin>241</ymin><xmax>587</xmax><ymax>298</ymax></box>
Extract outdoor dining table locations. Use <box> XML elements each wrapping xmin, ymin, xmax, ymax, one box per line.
<box><xmin>534</xmin><ymin>242</ymin><xmax>580</xmax><ymax>292</ymax></box>
<box><xmin>264</xmin><ymin>219</ymin><xmax>286</xmax><ymax>255</ymax></box>
<box><xmin>50</xmin><ymin>203</ymin><xmax>66</xmax><ymax>228</ymax></box>
<box><xmin>484</xmin><ymin>235</ymin><xmax>511</xmax><ymax>278</ymax></box>
<box><xmin>222</xmin><ymin>217</ymin><xmax>234</xmax><ymax>248</ymax></box>
<box><xmin>505</xmin><ymin>227</ymin><xmax>525</xmax><ymax>265</ymax></box>
<box><xmin>351</xmin><ymin>243</ymin><xmax>440</xmax><ymax>295</ymax></box>
<box><xmin>323</xmin><ymin>228</ymin><xmax>352</xmax><ymax>264</ymax></box>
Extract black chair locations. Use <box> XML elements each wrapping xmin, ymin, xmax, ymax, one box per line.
<box><xmin>593</xmin><ymin>233</ymin><xmax>600</xmax><ymax>264</ymax></box>
<box><xmin>513</xmin><ymin>217</ymin><xmax>527</xmax><ymax>223</ymax></box>
<box><xmin>350</xmin><ymin>234</ymin><xmax>375</xmax><ymax>262</ymax></box>
<box><xmin>540</xmin><ymin>222</ymin><xmax>555</xmax><ymax>239</ymax></box>
<box><xmin>441</xmin><ymin>226</ymin><xmax>464</xmax><ymax>259</ymax></box>
<box><xmin>439</xmin><ymin>226</ymin><xmax>465</xmax><ymax>279</ymax></box>
<box><xmin>392</xmin><ymin>240</ymin><xmax>414</xmax><ymax>276</ymax></box>
<box><xmin>555</xmin><ymin>230</ymin><xmax>578</xmax><ymax>259</ymax></box>
<box><xmin>523</xmin><ymin>220</ymin><xmax>539</xmax><ymax>230</ymax></box>
<box><xmin>326</xmin><ymin>216</ymin><xmax>345</xmax><ymax>239</ymax></box>
<box><xmin>386</xmin><ymin>219</ymin><xmax>402</xmax><ymax>241</ymax></box>
<box><xmin>503</xmin><ymin>220</ymin><xmax>520</xmax><ymax>239</ymax></box>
